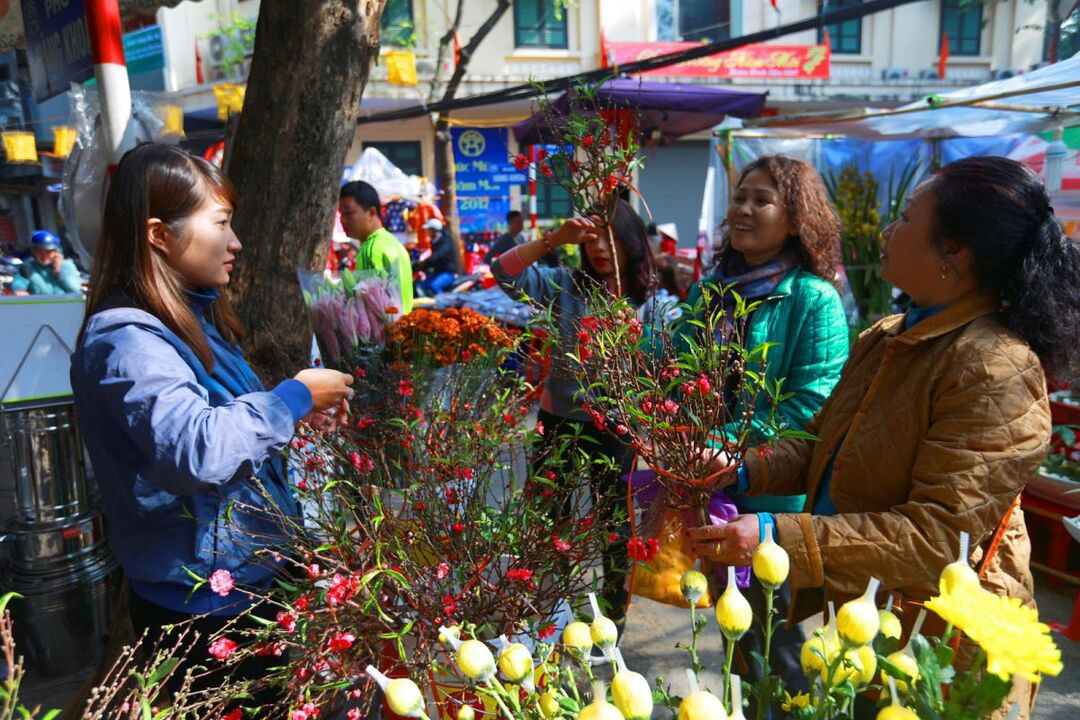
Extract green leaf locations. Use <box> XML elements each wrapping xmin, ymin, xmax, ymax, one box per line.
<box><xmin>0</xmin><ymin>592</ymin><xmax>22</xmax><ymax>613</ymax></box>
<box><xmin>148</xmin><ymin>658</ymin><xmax>180</xmax><ymax>686</ymax></box>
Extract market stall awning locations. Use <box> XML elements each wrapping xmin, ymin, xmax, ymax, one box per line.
<box><xmin>512</xmin><ymin>79</ymin><xmax>767</xmax><ymax>146</ymax></box>
<box><xmin>744</xmin><ymin>53</ymin><xmax>1080</xmax><ymax>139</ymax></box>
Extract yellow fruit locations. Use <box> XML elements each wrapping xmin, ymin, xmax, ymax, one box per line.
<box><xmin>877</xmin><ymin>706</ymin><xmax>920</xmax><ymax>720</ymax></box>
<box><xmin>939</xmin><ymin>561</ymin><xmax>980</xmax><ymax>596</ymax></box>
<box><xmin>883</xmin><ymin>651</ymin><xmax>920</xmax><ymax>694</ymax></box>
<box><xmin>591</xmin><ymin>615</ymin><xmax>619</xmax><ymax>649</ymax></box>
<box><xmin>680</xmin><ymin>570</ymin><xmax>709</xmax><ymax>605</ymax></box>
<box><xmin>611</xmin><ymin>667</ymin><xmax>653</xmax><ymax>720</ymax></box>
<box><xmin>678</xmin><ymin>690</ymin><xmax>729</xmax><ymax>720</ymax></box>
<box><xmin>837</xmin><ymin>578</ymin><xmax>881</xmax><ymax>646</ymax></box>
<box><xmin>752</xmin><ymin>525</ymin><xmax>789</xmax><ymax>588</ymax></box>
<box><xmin>715</xmin><ymin>566</ymin><xmax>752</xmax><ymax>640</ymax></box>
<box><xmin>384</xmin><ymin>678</ymin><xmax>425</xmax><ymax>718</ymax></box>
<box><xmin>878</xmin><ymin>609</ymin><xmax>902</xmax><ymax>641</ymax></box>
<box><xmin>539</xmin><ymin>691</ymin><xmax>560</xmax><ymax>718</ymax></box>
<box><xmin>563</xmin><ymin>621</ymin><xmax>594</xmax><ymax>657</ymax></box>
<box><xmin>497</xmin><ymin>643</ymin><xmax>534</xmax><ymax>684</ymax></box>
<box><xmin>456</xmin><ymin>639</ymin><xmax>495</xmax><ymax>681</ymax></box>
<box><xmin>457</xmin><ymin>706</ymin><xmax>476</xmax><ymax>720</ymax></box>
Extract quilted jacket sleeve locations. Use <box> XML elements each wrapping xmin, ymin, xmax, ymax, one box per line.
<box><xmin>774</xmin><ymin>339</ymin><xmax>1051</xmax><ymax>595</ymax></box>
<box><xmin>769</xmin><ymin>284</ymin><xmax>849</xmax><ymax>433</ymax></box>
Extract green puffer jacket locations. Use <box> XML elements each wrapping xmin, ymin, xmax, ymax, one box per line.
<box><xmin>676</xmin><ymin>267</ymin><xmax>850</xmax><ymax>512</ymax></box>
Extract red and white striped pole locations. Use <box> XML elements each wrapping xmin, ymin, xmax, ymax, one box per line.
<box><xmin>85</xmin><ymin>0</ymin><xmax>134</xmax><ymax>169</ymax></box>
<box><xmin>528</xmin><ymin>144</ymin><xmax>538</xmax><ymax>238</ymax></box>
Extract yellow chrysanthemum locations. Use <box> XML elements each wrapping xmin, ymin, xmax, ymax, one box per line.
<box><xmin>781</xmin><ymin>691</ymin><xmax>813</xmax><ymax>712</ymax></box>
<box><xmin>924</xmin><ymin>584</ymin><xmax>1063</xmax><ymax>682</ymax></box>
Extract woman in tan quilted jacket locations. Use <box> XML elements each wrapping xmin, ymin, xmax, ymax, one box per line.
<box><xmin>690</xmin><ymin>156</ymin><xmax>1080</xmax><ymax>718</ymax></box>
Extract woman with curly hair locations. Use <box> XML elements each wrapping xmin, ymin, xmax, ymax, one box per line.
<box><xmin>693</xmin><ymin>156</ymin><xmax>1080</xmax><ymax>719</ymax></box>
<box><xmin>675</xmin><ymin>155</ymin><xmax>849</xmax><ymax>694</ymax></box>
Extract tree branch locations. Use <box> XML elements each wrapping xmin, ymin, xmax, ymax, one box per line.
<box><xmin>428</xmin><ymin>0</ymin><xmax>466</xmax><ymax>105</ymax></box>
<box><xmin>439</xmin><ymin>0</ymin><xmax>512</xmax><ymax>107</ymax></box>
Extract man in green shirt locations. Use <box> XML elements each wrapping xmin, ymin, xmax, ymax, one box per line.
<box><xmin>338</xmin><ymin>181</ymin><xmax>413</xmax><ymax>314</ymax></box>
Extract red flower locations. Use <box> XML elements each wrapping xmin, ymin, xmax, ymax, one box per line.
<box><xmin>512</xmin><ymin>153</ymin><xmax>530</xmax><ymax>171</ymax></box>
<box><xmin>506</xmin><ymin>568</ymin><xmax>534</xmax><ymax>583</ymax></box>
<box><xmin>223</xmin><ymin>710</ymin><xmax>244</xmax><ymax>720</ymax></box>
<box><xmin>256</xmin><ymin>641</ymin><xmax>285</xmax><ymax>657</ymax></box>
<box><xmin>615</xmin><ymin>424</ymin><xmax>629</xmax><ymax>436</ymax></box>
<box><xmin>608</xmin><ymin>532</ymin><xmax>621</xmax><ymax>544</ymax></box>
<box><xmin>296</xmin><ymin>477</ymin><xmax>308</xmax><ymax>492</ymax></box>
<box><xmin>415</xmin><ymin>501</ymin><xmax>426</xmax><ymax>513</ymax></box>
<box><xmin>583</xmin><ymin>135</ymin><xmax>595</xmax><ymax>148</ymax></box>
<box><xmin>445</xmin><ymin>487</ymin><xmax>460</xmax><ymax>504</ymax></box>
<box><xmin>553</xmin><ymin>536</ymin><xmax>572</xmax><ymax>553</ymax></box>
<box><xmin>355</xmin><ymin>416</ymin><xmax>375</xmax><ymax>430</ymax></box>
<box><xmin>443</xmin><ymin>593</ymin><xmax>458</xmax><ymax>616</ymax></box>
<box><xmin>578</xmin><ymin>515</ymin><xmax>594</xmax><ymax>531</ymax></box>
<box><xmin>540</xmin><ymin>163</ymin><xmax>553</xmax><ymax>178</ymax></box>
<box><xmin>328</xmin><ymin>632</ymin><xmax>355</xmax><ymax>653</ymax></box>
<box><xmin>294</xmin><ymin>594</ymin><xmax>311</xmax><ymax>612</ymax></box>
<box><xmin>326</xmin><ymin>574</ymin><xmax>358</xmax><ymax>607</ymax></box>
<box><xmin>606</xmin><ymin>175</ymin><xmax>620</xmax><ymax>191</ymax></box>
<box><xmin>541</xmin><ymin>487</ymin><xmax>555</xmax><ymax>500</ymax></box>
<box><xmin>581</xmin><ymin>316</ymin><xmax>600</xmax><ymax>332</ymax></box>
<box><xmin>354</xmin><ymin>367</ymin><xmax>367</xmax><ymax>379</ymax></box>
<box><xmin>452</xmin><ymin>522</ymin><xmax>466</xmax><ymax>533</ymax></box>
<box><xmin>536</xmin><ymin>148</ymin><xmax>548</xmax><ymax>162</ymax></box>
<box><xmin>759</xmin><ymin>446</ymin><xmax>775</xmax><ymax>459</ymax></box>
<box><xmin>502</xmin><ymin>412</ymin><xmax>515</xmax><ymax>424</ymax></box>
<box><xmin>538</xmin><ymin>622</ymin><xmax>557</xmax><ymax>640</ymax></box>
<box><xmin>398</xmin><ymin>379</ymin><xmax>414</xmax><ymax>397</ymax></box>
<box><xmin>350</xmin><ymin>452</ymin><xmax>375</xmax><ymax>474</ymax></box>
<box><xmin>577</xmin><ymin>328</ymin><xmax>592</xmax><ymax>345</ymax></box>
<box><xmin>277</xmin><ymin>610</ymin><xmax>298</xmax><ymax>632</ymax></box>
<box><xmin>661</xmin><ymin>399</ymin><xmax>680</xmax><ymax>415</ymax></box>
<box><xmin>626</xmin><ymin>536</ymin><xmax>661</xmax><ymax>562</ymax></box>
<box><xmin>437</xmin><ymin>562</ymin><xmax>450</xmax><ymax>579</ymax></box>
<box><xmin>696</xmin><ymin>374</ymin><xmax>712</xmax><ymax>395</ymax></box>
<box><xmin>307</xmin><ymin>563</ymin><xmax>321</xmax><ymax>580</ymax></box>
<box><xmin>208</xmin><ymin>637</ymin><xmax>238</xmax><ymax>660</ymax></box>
<box><xmin>536</xmin><ymin>420</ymin><xmax>545</xmax><ymax>436</ymax></box>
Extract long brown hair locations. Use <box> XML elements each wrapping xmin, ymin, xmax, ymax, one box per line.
<box><xmin>79</xmin><ymin>143</ymin><xmax>242</xmax><ymax>370</ymax></box>
<box><xmin>716</xmin><ymin>155</ymin><xmax>841</xmax><ymax>282</ymax></box>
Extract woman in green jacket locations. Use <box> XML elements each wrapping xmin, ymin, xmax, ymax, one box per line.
<box><xmin>676</xmin><ymin>155</ymin><xmax>849</xmax><ymax>693</ymax></box>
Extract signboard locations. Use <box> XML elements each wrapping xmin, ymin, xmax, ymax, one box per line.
<box><xmin>124</xmin><ymin>24</ymin><xmax>164</xmax><ymax>76</ymax></box>
<box><xmin>451</xmin><ymin>128</ymin><xmax>527</xmax><ymax>234</ymax></box>
<box><xmin>22</xmin><ymin>0</ymin><xmax>94</xmax><ymax>102</ymax></box>
<box><xmin>610</xmin><ymin>42</ymin><xmax>830</xmax><ymax>81</ymax></box>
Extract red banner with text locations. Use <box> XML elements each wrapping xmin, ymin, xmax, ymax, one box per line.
<box><xmin>610</xmin><ymin>41</ymin><xmax>830</xmax><ymax>80</ymax></box>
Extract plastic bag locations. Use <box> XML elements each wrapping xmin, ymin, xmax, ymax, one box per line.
<box><xmin>59</xmin><ymin>84</ymin><xmax>174</xmax><ymax>264</ymax></box>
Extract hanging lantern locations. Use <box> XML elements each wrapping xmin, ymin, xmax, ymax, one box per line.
<box><xmin>52</xmin><ymin>126</ymin><xmax>77</xmax><ymax>159</ymax></box>
<box><xmin>2</xmin><ymin>131</ymin><xmax>38</xmax><ymax>163</ymax></box>
<box><xmin>159</xmin><ymin>104</ymin><xmax>186</xmax><ymax>138</ymax></box>
<box><xmin>386</xmin><ymin>50</ymin><xmax>418</xmax><ymax>86</ymax></box>
<box><xmin>213</xmin><ymin>83</ymin><xmax>246</xmax><ymax>120</ymax></box>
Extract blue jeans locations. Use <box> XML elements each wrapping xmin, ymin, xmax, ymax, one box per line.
<box><xmin>418</xmin><ymin>272</ymin><xmax>456</xmax><ymax>296</ymax></box>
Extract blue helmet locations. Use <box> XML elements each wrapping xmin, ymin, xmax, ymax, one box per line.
<box><xmin>30</xmin><ymin>230</ymin><xmax>61</xmax><ymax>251</ymax></box>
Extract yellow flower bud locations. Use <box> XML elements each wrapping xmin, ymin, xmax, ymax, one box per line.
<box><xmin>800</xmin><ymin>628</ymin><xmax>838</xmax><ymax>676</ymax></box>
<box><xmin>882</xmin><ymin>651</ymin><xmax>920</xmax><ymax>694</ymax></box>
<box><xmin>851</xmin><ymin>645</ymin><xmax>878</xmax><ymax>687</ymax></box>
<box><xmin>714</xmin><ymin>566</ymin><xmax>752</xmax><ymax>640</ymax></box>
<box><xmin>578</xmin><ymin>682</ymin><xmax>625</xmax><ymax>720</ymax></box>
<box><xmin>591</xmin><ymin>616</ymin><xmax>619</xmax><ymax>650</ymax></box>
<box><xmin>457</xmin><ymin>706</ymin><xmax>476</xmax><ymax>720</ymax></box>
<box><xmin>539</xmin><ymin>690</ymin><xmax>560</xmax><ymax>718</ymax></box>
<box><xmin>877</xmin><ymin>706</ymin><xmax>920</xmax><ymax>720</ymax></box>
<box><xmin>611</xmin><ymin>666</ymin><xmax>653</xmax><ymax>720</ymax></box>
<box><xmin>497</xmin><ymin>643</ymin><xmax>534</xmax><ymax>684</ymax></box>
<box><xmin>456</xmin><ymin>639</ymin><xmax>495</xmax><ymax>682</ymax></box>
<box><xmin>562</xmin><ymin>621</ymin><xmax>594</xmax><ymax>657</ymax></box>
<box><xmin>939</xmin><ymin>561</ymin><xmax>979</xmax><ymax>595</ymax></box>
<box><xmin>677</xmin><ymin>691</ymin><xmax>728</xmax><ymax>720</ymax></box>
<box><xmin>752</xmin><ymin>524</ymin><xmax>789</xmax><ymax>588</ymax></box>
<box><xmin>837</xmin><ymin>578</ymin><xmax>881</xmax><ymax>646</ymax></box>
<box><xmin>680</xmin><ymin>570</ymin><xmax>708</xmax><ymax>605</ymax></box>
<box><xmin>878</xmin><ymin>609</ymin><xmax>902</xmax><ymax>641</ymax></box>
<box><xmin>365</xmin><ymin>666</ymin><xmax>426</xmax><ymax>719</ymax></box>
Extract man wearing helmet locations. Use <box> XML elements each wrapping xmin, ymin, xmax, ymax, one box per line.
<box><xmin>10</xmin><ymin>231</ymin><xmax>83</xmax><ymax>295</ymax></box>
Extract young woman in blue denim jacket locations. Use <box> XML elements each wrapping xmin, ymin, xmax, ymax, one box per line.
<box><xmin>70</xmin><ymin>143</ymin><xmax>353</xmax><ymax>689</ymax></box>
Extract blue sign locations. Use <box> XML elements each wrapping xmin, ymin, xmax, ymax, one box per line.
<box><xmin>124</xmin><ymin>26</ymin><xmax>165</xmax><ymax>76</ymax></box>
<box><xmin>22</xmin><ymin>0</ymin><xmax>94</xmax><ymax>102</ymax></box>
<box><xmin>451</xmin><ymin>127</ymin><xmax>526</xmax><ymax>234</ymax></box>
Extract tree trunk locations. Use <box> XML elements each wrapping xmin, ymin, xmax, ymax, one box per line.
<box><xmin>227</xmin><ymin>1</ymin><xmax>382</xmax><ymax>383</ymax></box>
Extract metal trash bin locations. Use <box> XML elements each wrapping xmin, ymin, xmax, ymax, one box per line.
<box><xmin>5</xmin><ymin>404</ymin><xmax>93</xmax><ymax>524</ymax></box>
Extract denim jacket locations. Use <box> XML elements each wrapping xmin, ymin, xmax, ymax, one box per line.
<box><xmin>70</xmin><ymin>289</ymin><xmax>311</xmax><ymax>615</ymax></box>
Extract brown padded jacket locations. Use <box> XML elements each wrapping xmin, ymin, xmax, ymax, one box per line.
<box><xmin>744</xmin><ymin>289</ymin><xmax>1051</xmax><ymax>623</ymax></box>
